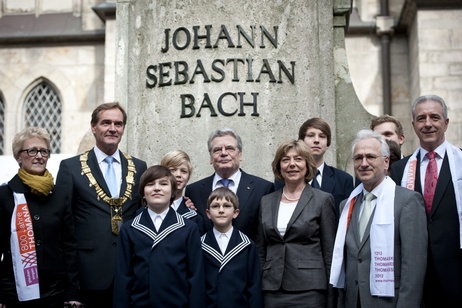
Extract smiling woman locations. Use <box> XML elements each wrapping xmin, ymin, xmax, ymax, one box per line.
<box><xmin>256</xmin><ymin>139</ymin><xmax>337</xmax><ymax>307</ymax></box>
<box><xmin>0</xmin><ymin>127</ymin><xmax>81</xmax><ymax>306</ymax></box>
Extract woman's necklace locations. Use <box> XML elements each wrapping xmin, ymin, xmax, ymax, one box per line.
<box><xmin>282</xmin><ymin>189</ymin><xmax>300</xmax><ymax>202</ymax></box>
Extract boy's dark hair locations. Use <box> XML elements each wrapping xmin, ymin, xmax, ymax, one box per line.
<box><xmin>207</xmin><ymin>187</ymin><xmax>239</xmax><ymax>210</ymax></box>
<box><xmin>139</xmin><ymin>165</ymin><xmax>177</xmax><ymax>205</ymax></box>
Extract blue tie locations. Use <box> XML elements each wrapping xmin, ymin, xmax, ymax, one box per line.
<box><xmin>220</xmin><ymin>178</ymin><xmax>230</xmax><ymax>188</ymax></box>
<box><xmin>104</xmin><ymin>156</ymin><xmax>118</xmax><ymax>197</ymax></box>
<box><xmin>311</xmin><ymin>170</ymin><xmax>320</xmax><ymax>189</ymax></box>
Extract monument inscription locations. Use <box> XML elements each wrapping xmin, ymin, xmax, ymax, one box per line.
<box><xmin>146</xmin><ymin>25</ymin><xmax>296</xmax><ymax>118</ymax></box>
<box><xmin>115</xmin><ymin>0</ymin><xmax>355</xmax><ymax>181</ymax></box>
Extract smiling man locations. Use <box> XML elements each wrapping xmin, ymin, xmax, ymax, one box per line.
<box><xmin>185</xmin><ymin>128</ymin><xmax>274</xmax><ymax>240</ymax></box>
<box><xmin>56</xmin><ymin>102</ymin><xmax>147</xmax><ymax>307</ymax></box>
<box><xmin>331</xmin><ymin>130</ymin><xmax>427</xmax><ymax>308</ymax></box>
<box><xmin>389</xmin><ymin>95</ymin><xmax>462</xmax><ymax>307</ymax></box>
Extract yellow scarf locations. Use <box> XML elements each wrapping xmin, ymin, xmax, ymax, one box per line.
<box><xmin>17</xmin><ymin>168</ymin><xmax>54</xmax><ymax>196</ymax></box>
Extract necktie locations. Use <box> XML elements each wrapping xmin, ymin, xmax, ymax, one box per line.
<box><xmin>104</xmin><ymin>156</ymin><xmax>118</xmax><ymax>197</ymax></box>
<box><xmin>311</xmin><ymin>170</ymin><xmax>321</xmax><ymax>189</ymax></box>
<box><xmin>359</xmin><ymin>193</ymin><xmax>374</xmax><ymax>241</ymax></box>
<box><xmin>424</xmin><ymin>151</ymin><xmax>438</xmax><ymax>214</ymax></box>
<box><xmin>219</xmin><ymin>233</ymin><xmax>228</xmax><ymax>254</ymax></box>
<box><xmin>220</xmin><ymin>178</ymin><xmax>231</xmax><ymax>188</ymax></box>
<box><xmin>154</xmin><ymin>215</ymin><xmax>162</xmax><ymax>231</ymax></box>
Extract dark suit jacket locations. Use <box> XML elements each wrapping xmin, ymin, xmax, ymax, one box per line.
<box><xmin>55</xmin><ymin>149</ymin><xmax>147</xmax><ymax>290</ymax></box>
<box><xmin>256</xmin><ymin>185</ymin><xmax>336</xmax><ymax>306</ymax></box>
<box><xmin>0</xmin><ymin>175</ymin><xmax>80</xmax><ymax>303</ymax></box>
<box><xmin>390</xmin><ymin>151</ymin><xmax>462</xmax><ymax>298</ymax></box>
<box><xmin>176</xmin><ymin>198</ymin><xmax>206</xmax><ymax>235</ymax></box>
<box><xmin>201</xmin><ymin>228</ymin><xmax>262</xmax><ymax>308</ymax></box>
<box><xmin>185</xmin><ymin>170</ymin><xmax>274</xmax><ymax>241</ymax></box>
<box><xmin>275</xmin><ymin>164</ymin><xmax>354</xmax><ymax>221</ymax></box>
<box><xmin>114</xmin><ymin>208</ymin><xmax>205</xmax><ymax>308</ymax></box>
<box><xmin>339</xmin><ymin>185</ymin><xmax>427</xmax><ymax>308</ymax></box>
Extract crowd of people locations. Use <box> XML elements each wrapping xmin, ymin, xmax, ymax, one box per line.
<box><xmin>0</xmin><ymin>94</ymin><xmax>460</xmax><ymax>307</ymax></box>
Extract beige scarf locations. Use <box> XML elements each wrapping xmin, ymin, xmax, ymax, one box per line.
<box><xmin>17</xmin><ymin>168</ymin><xmax>54</xmax><ymax>196</ymax></box>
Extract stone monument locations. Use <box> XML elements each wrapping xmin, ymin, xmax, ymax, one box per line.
<box><xmin>115</xmin><ymin>0</ymin><xmax>371</xmax><ymax>182</ymax></box>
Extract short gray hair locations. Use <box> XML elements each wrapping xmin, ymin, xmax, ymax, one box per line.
<box><xmin>351</xmin><ymin>129</ymin><xmax>390</xmax><ymax>157</ymax></box>
<box><xmin>411</xmin><ymin>94</ymin><xmax>448</xmax><ymax>120</ymax></box>
<box><xmin>207</xmin><ymin>128</ymin><xmax>243</xmax><ymax>153</ymax></box>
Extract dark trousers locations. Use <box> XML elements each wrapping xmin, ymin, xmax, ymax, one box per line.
<box><xmin>5</xmin><ymin>294</ymin><xmax>64</xmax><ymax>308</ymax></box>
<box><xmin>81</xmin><ymin>286</ymin><xmax>113</xmax><ymax>308</ymax></box>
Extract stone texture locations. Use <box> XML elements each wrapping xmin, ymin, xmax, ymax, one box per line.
<box><xmin>115</xmin><ymin>0</ymin><xmax>363</xmax><ymax>181</ymax></box>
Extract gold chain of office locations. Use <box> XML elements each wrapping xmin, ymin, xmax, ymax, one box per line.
<box><xmin>80</xmin><ymin>151</ymin><xmax>137</xmax><ymax>235</ymax></box>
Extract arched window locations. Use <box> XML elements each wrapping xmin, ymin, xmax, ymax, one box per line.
<box><xmin>23</xmin><ymin>81</ymin><xmax>62</xmax><ymax>153</ymax></box>
<box><xmin>0</xmin><ymin>93</ymin><xmax>4</xmax><ymax>155</ymax></box>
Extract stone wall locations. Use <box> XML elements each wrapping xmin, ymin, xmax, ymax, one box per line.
<box><xmin>115</xmin><ymin>0</ymin><xmax>365</xmax><ymax>182</ymax></box>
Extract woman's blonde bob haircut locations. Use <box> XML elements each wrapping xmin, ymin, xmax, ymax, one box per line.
<box><xmin>272</xmin><ymin>139</ymin><xmax>317</xmax><ymax>183</ymax></box>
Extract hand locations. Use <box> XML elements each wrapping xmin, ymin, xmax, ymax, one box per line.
<box><xmin>0</xmin><ymin>303</ymin><xmax>5</xmax><ymax>308</ymax></box>
<box><xmin>184</xmin><ymin>196</ymin><xmax>197</xmax><ymax>211</ymax></box>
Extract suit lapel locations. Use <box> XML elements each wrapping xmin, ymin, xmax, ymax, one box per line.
<box><xmin>87</xmin><ymin>150</ymin><xmax>111</xmax><ymax>196</ymax></box>
<box><xmin>119</xmin><ymin>150</ymin><xmax>128</xmax><ymax>195</ymax></box>
<box><xmin>321</xmin><ymin>164</ymin><xmax>335</xmax><ymax>194</ymax></box>
<box><xmin>131</xmin><ymin>208</ymin><xmax>185</xmax><ymax>248</ymax></box>
<box><xmin>236</xmin><ymin>171</ymin><xmax>254</xmax><ymax>214</ymax></box>
<box><xmin>201</xmin><ymin>229</ymin><xmax>250</xmax><ymax>272</ymax></box>
<box><xmin>350</xmin><ymin>194</ymin><xmax>363</xmax><ymax>247</ymax></box>
<box><xmin>431</xmin><ymin>153</ymin><xmax>451</xmax><ymax>215</ymax></box>
<box><xmin>286</xmin><ymin>185</ymin><xmax>312</xmax><ymax>232</ymax></box>
<box><xmin>270</xmin><ymin>192</ymin><xmax>282</xmax><ymax>238</ymax></box>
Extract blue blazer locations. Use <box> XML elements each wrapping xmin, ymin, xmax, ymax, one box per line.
<box><xmin>185</xmin><ymin>170</ymin><xmax>274</xmax><ymax>241</ymax></box>
<box><xmin>114</xmin><ymin>207</ymin><xmax>205</xmax><ymax>308</ymax></box>
<box><xmin>201</xmin><ymin>228</ymin><xmax>262</xmax><ymax>308</ymax></box>
<box><xmin>176</xmin><ymin>198</ymin><xmax>206</xmax><ymax>235</ymax></box>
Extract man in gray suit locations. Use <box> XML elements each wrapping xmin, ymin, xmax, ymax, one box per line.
<box><xmin>330</xmin><ymin>129</ymin><xmax>427</xmax><ymax>308</ymax></box>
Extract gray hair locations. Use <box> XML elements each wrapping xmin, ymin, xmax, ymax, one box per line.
<box><xmin>207</xmin><ymin>128</ymin><xmax>243</xmax><ymax>153</ymax></box>
<box><xmin>12</xmin><ymin>127</ymin><xmax>51</xmax><ymax>160</ymax></box>
<box><xmin>411</xmin><ymin>94</ymin><xmax>448</xmax><ymax>120</ymax></box>
<box><xmin>351</xmin><ymin>129</ymin><xmax>390</xmax><ymax>157</ymax></box>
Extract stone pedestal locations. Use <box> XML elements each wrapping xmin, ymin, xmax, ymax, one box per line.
<box><xmin>115</xmin><ymin>0</ymin><xmax>369</xmax><ymax>182</ymax></box>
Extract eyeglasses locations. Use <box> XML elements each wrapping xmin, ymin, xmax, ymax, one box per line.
<box><xmin>209</xmin><ymin>204</ymin><xmax>235</xmax><ymax>211</ymax></box>
<box><xmin>352</xmin><ymin>154</ymin><xmax>385</xmax><ymax>164</ymax></box>
<box><xmin>19</xmin><ymin>148</ymin><xmax>50</xmax><ymax>157</ymax></box>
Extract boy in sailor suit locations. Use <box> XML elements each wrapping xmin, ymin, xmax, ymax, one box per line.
<box><xmin>113</xmin><ymin>165</ymin><xmax>205</xmax><ymax>307</ymax></box>
<box><xmin>161</xmin><ymin>150</ymin><xmax>205</xmax><ymax>235</ymax></box>
<box><xmin>201</xmin><ymin>187</ymin><xmax>262</xmax><ymax>308</ymax></box>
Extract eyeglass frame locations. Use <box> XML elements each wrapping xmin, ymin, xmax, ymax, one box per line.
<box><xmin>352</xmin><ymin>154</ymin><xmax>386</xmax><ymax>164</ymax></box>
<box><xmin>208</xmin><ymin>203</ymin><xmax>236</xmax><ymax>211</ymax></box>
<box><xmin>19</xmin><ymin>148</ymin><xmax>51</xmax><ymax>157</ymax></box>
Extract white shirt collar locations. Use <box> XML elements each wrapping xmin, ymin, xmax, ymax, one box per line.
<box><xmin>171</xmin><ymin>197</ymin><xmax>183</xmax><ymax>211</ymax></box>
<box><xmin>419</xmin><ymin>141</ymin><xmax>447</xmax><ymax>162</ymax></box>
<box><xmin>94</xmin><ymin>146</ymin><xmax>121</xmax><ymax>164</ymax></box>
<box><xmin>213</xmin><ymin>226</ymin><xmax>233</xmax><ymax>238</ymax></box>
<box><xmin>212</xmin><ymin>169</ymin><xmax>242</xmax><ymax>190</ymax></box>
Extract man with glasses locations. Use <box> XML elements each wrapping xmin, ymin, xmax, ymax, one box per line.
<box><xmin>185</xmin><ymin>128</ymin><xmax>274</xmax><ymax>240</ymax></box>
<box><xmin>331</xmin><ymin>129</ymin><xmax>427</xmax><ymax>308</ymax></box>
<box><xmin>55</xmin><ymin>102</ymin><xmax>147</xmax><ymax>308</ymax></box>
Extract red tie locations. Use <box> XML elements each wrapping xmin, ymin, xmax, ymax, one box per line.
<box><xmin>424</xmin><ymin>151</ymin><xmax>438</xmax><ymax>214</ymax></box>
